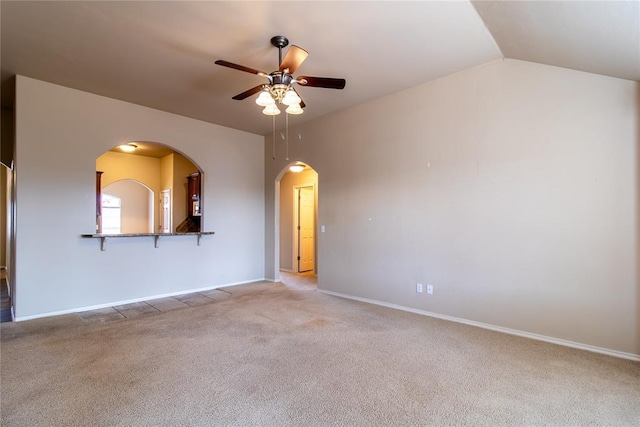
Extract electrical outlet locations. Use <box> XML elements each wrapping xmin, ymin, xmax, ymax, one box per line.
<box><xmin>416</xmin><ymin>283</ymin><xmax>423</xmax><ymax>293</ymax></box>
<box><xmin>426</xmin><ymin>284</ymin><xmax>433</xmax><ymax>295</ymax></box>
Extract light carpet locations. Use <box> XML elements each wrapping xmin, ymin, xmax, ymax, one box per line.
<box><xmin>1</xmin><ymin>277</ymin><xmax>639</xmax><ymax>426</ymax></box>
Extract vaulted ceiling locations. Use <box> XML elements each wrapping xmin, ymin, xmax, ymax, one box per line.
<box><xmin>1</xmin><ymin>1</ymin><xmax>638</xmax><ymax>136</ymax></box>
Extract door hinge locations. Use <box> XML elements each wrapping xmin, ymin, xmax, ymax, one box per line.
<box><xmin>297</xmin><ymin>256</ymin><xmax>301</xmax><ymax>261</ymax></box>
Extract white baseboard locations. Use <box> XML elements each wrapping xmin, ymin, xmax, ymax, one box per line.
<box><xmin>13</xmin><ymin>278</ymin><xmax>269</xmax><ymax>322</ymax></box>
<box><xmin>319</xmin><ymin>289</ymin><xmax>640</xmax><ymax>362</ymax></box>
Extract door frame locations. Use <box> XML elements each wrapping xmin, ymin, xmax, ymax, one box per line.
<box><xmin>160</xmin><ymin>189</ymin><xmax>171</xmax><ymax>233</ymax></box>
<box><xmin>293</xmin><ymin>183</ymin><xmax>316</xmax><ymax>272</ymax></box>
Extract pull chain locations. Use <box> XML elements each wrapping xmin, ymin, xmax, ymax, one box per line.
<box><xmin>285</xmin><ymin>113</ymin><xmax>289</xmax><ymax>161</ymax></box>
<box><xmin>272</xmin><ymin>115</ymin><xmax>276</xmax><ymax>160</ymax></box>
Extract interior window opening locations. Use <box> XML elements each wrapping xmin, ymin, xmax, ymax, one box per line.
<box><xmin>95</xmin><ymin>141</ymin><xmax>203</xmax><ymax>234</ymax></box>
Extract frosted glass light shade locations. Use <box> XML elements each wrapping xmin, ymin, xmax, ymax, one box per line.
<box><xmin>256</xmin><ymin>91</ymin><xmax>275</xmax><ymax>106</ymax></box>
<box><xmin>119</xmin><ymin>143</ymin><xmax>137</xmax><ymax>153</ymax></box>
<box><xmin>285</xmin><ymin>103</ymin><xmax>303</xmax><ymax>115</ymax></box>
<box><xmin>263</xmin><ymin>104</ymin><xmax>281</xmax><ymax>115</ymax></box>
<box><xmin>289</xmin><ymin>164</ymin><xmax>305</xmax><ymax>173</ymax></box>
<box><xmin>282</xmin><ymin>89</ymin><xmax>301</xmax><ymax>106</ymax></box>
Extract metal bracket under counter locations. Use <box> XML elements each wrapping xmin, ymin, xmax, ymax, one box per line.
<box><xmin>81</xmin><ymin>231</ymin><xmax>215</xmax><ymax>251</ymax></box>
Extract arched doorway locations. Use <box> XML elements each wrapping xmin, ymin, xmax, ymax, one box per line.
<box><xmin>102</xmin><ymin>180</ymin><xmax>154</xmax><ymax>234</ymax></box>
<box><xmin>275</xmin><ymin>162</ymin><xmax>319</xmax><ymax>284</ymax></box>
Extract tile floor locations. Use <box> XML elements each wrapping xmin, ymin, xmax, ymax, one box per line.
<box><xmin>0</xmin><ymin>271</ymin><xmax>317</xmax><ymax>324</ymax></box>
<box><xmin>77</xmin><ymin>288</ymin><xmax>233</xmax><ymax>323</ymax></box>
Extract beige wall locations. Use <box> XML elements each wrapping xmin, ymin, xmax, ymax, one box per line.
<box><xmin>172</xmin><ymin>153</ymin><xmax>199</xmax><ymax>230</ymax></box>
<box><xmin>265</xmin><ymin>59</ymin><xmax>639</xmax><ymax>357</ymax></box>
<box><xmin>279</xmin><ymin>168</ymin><xmax>318</xmax><ymax>271</ymax></box>
<box><xmin>160</xmin><ymin>153</ymin><xmax>173</xmax><ymax>193</ymax></box>
<box><xmin>159</xmin><ymin>154</ymin><xmax>173</xmax><ymax>232</ymax></box>
<box><xmin>103</xmin><ymin>180</ymin><xmax>153</xmax><ymax>234</ymax></box>
<box><xmin>97</xmin><ymin>151</ymin><xmax>161</xmax><ymax>190</ymax></box>
<box><xmin>14</xmin><ymin>75</ymin><xmax>264</xmax><ymax>319</ymax></box>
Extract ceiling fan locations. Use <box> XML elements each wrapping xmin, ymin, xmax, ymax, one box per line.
<box><xmin>215</xmin><ymin>36</ymin><xmax>346</xmax><ymax>115</ymax></box>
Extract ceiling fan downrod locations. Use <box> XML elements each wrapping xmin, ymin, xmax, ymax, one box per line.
<box><xmin>270</xmin><ymin>36</ymin><xmax>289</xmax><ymax>67</ymax></box>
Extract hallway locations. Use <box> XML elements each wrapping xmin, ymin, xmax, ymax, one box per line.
<box><xmin>1</xmin><ymin>268</ymin><xmax>11</xmax><ymax>322</ymax></box>
<box><xmin>278</xmin><ymin>270</ymin><xmax>317</xmax><ymax>291</ymax></box>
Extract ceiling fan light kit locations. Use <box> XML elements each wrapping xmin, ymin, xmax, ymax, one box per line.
<box><xmin>285</xmin><ymin>103</ymin><xmax>303</xmax><ymax>115</ymax></box>
<box><xmin>215</xmin><ymin>35</ymin><xmax>346</xmax><ymax>159</ymax></box>
<box><xmin>282</xmin><ymin>89</ymin><xmax>301</xmax><ymax>106</ymax></box>
<box><xmin>215</xmin><ymin>35</ymin><xmax>346</xmax><ymax>116</ymax></box>
<box><xmin>255</xmin><ymin>90</ymin><xmax>275</xmax><ymax>107</ymax></box>
<box><xmin>263</xmin><ymin>104</ymin><xmax>281</xmax><ymax>116</ymax></box>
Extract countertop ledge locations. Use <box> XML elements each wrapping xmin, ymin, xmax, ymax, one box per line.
<box><xmin>81</xmin><ymin>232</ymin><xmax>215</xmax><ymax>250</ymax></box>
<box><xmin>81</xmin><ymin>232</ymin><xmax>215</xmax><ymax>238</ymax></box>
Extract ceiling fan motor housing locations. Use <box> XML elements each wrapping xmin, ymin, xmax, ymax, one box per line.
<box><xmin>269</xmin><ymin>72</ymin><xmax>293</xmax><ymax>102</ymax></box>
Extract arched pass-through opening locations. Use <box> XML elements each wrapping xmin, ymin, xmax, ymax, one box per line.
<box><xmin>274</xmin><ymin>162</ymin><xmax>319</xmax><ymax>286</ymax></box>
<box><xmin>102</xmin><ymin>180</ymin><xmax>154</xmax><ymax>234</ymax></box>
<box><xmin>96</xmin><ymin>141</ymin><xmax>205</xmax><ymax>234</ymax></box>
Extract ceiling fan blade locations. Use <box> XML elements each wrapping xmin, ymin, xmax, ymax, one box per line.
<box><xmin>279</xmin><ymin>45</ymin><xmax>309</xmax><ymax>74</ymax></box>
<box><xmin>215</xmin><ymin>60</ymin><xmax>267</xmax><ymax>77</ymax></box>
<box><xmin>297</xmin><ymin>76</ymin><xmax>346</xmax><ymax>90</ymax></box>
<box><xmin>292</xmin><ymin>88</ymin><xmax>306</xmax><ymax>108</ymax></box>
<box><xmin>232</xmin><ymin>85</ymin><xmax>264</xmax><ymax>100</ymax></box>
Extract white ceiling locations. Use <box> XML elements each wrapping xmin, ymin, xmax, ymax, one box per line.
<box><xmin>473</xmin><ymin>0</ymin><xmax>640</xmax><ymax>82</ymax></box>
<box><xmin>1</xmin><ymin>1</ymin><xmax>638</xmax><ymax>136</ymax></box>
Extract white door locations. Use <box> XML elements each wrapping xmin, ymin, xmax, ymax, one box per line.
<box><xmin>297</xmin><ymin>186</ymin><xmax>315</xmax><ymax>272</ymax></box>
<box><xmin>161</xmin><ymin>189</ymin><xmax>171</xmax><ymax>233</ymax></box>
